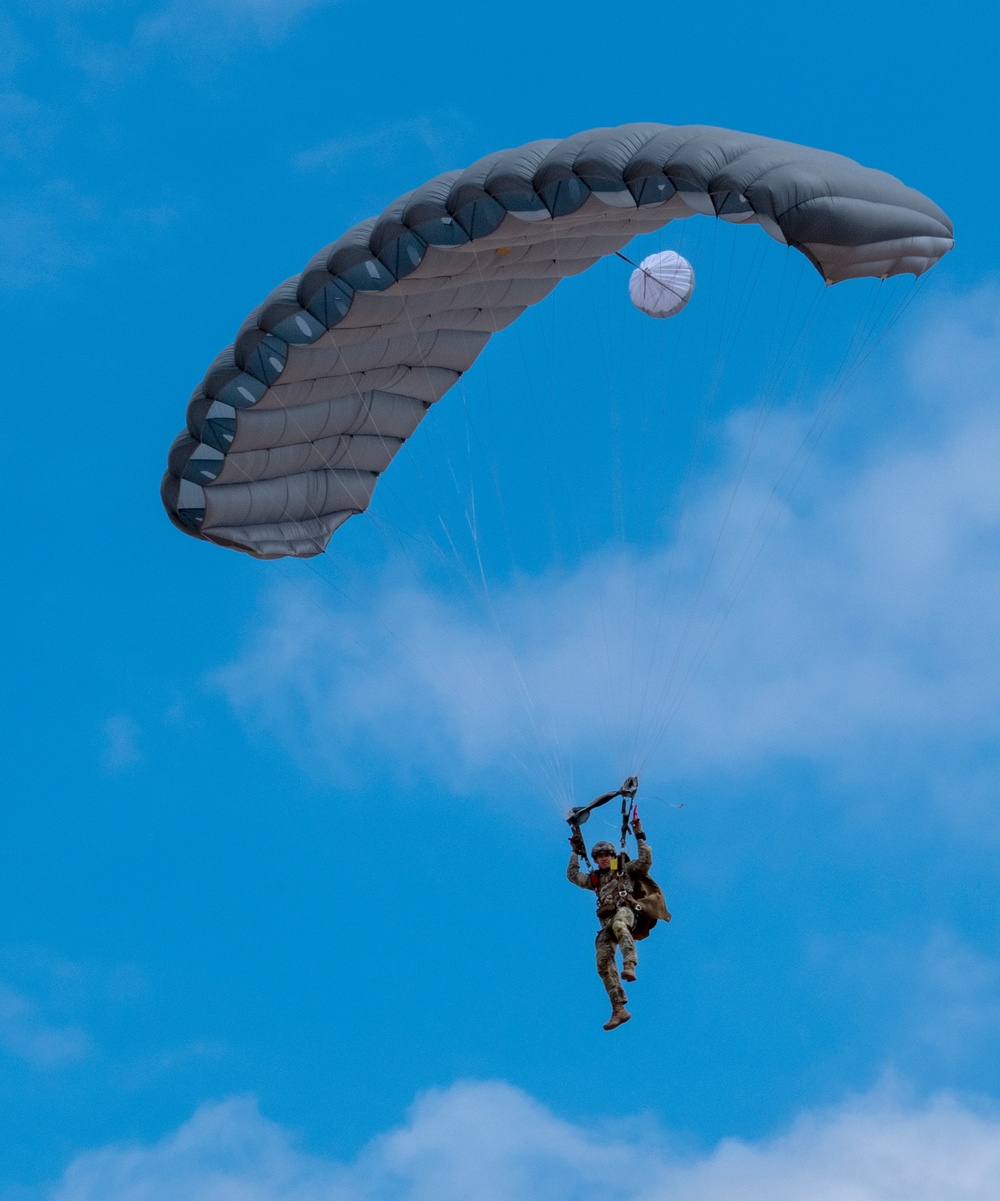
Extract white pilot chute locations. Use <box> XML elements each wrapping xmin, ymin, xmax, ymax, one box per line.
<box><xmin>628</xmin><ymin>250</ymin><xmax>695</xmax><ymax>319</ymax></box>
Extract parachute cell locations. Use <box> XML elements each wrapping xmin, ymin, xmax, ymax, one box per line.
<box><xmin>161</xmin><ymin>122</ymin><xmax>953</xmax><ymax>561</ymax></box>
<box><xmin>629</xmin><ymin>251</ymin><xmax>695</xmax><ymax>319</ymax></box>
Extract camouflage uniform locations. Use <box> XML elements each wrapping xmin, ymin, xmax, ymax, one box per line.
<box><xmin>567</xmin><ymin>840</ymin><xmax>653</xmax><ymax>1007</ymax></box>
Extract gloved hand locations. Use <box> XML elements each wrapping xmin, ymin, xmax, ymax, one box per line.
<box><xmin>569</xmin><ymin>831</ymin><xmax>586</xmax><ymax>857</ymax></box>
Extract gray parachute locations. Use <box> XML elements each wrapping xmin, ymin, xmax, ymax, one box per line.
<box><xmin>161</xmin><ymin>122</ymin><xmax>953</xmax><ymax>560</ymax></box>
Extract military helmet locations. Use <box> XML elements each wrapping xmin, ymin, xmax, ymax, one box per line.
<box><xmin>591</xmin><ymin>840</ymin><xmax>616</xmax><ymax>858</ymax></box>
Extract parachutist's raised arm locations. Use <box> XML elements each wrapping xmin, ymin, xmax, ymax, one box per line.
<box><xmin>628</xmin><ymin>804</ymin><xmax>652</xmax><ymax>873</ymax></box>
<box><xmin>567</xmin><ymin>849</ymin><xmax>594</xmax><ymax>891</ymax></box>
<box><xmin>628</xmin><ymin>837</ymin><xmax>652</xmax><ymax>875</ymax></box>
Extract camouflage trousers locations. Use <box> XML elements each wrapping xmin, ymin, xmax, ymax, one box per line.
<box><xmin>595</xmin><ymin>906</ymin><xmax>637</xmax><ymax>1007</ymax></box>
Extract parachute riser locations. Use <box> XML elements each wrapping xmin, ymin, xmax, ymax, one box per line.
<box><xmin>617</xmin><ymin>777</ymin><xmax>639</xmax><ymax>887</ymax></box>
<box><xmin>565</xmin><ymin>776</ymin><xmax>638</xmax><ymax>872</ymax></box>
<box><xmin>618</xmin><ymin>796</ymin><xmax>626</xmax><ymax>853</ymax></box>
<box><xmin>571</xmin><ymin>823</ymin><xmax>592</xmax><ymax>869</ymax></box>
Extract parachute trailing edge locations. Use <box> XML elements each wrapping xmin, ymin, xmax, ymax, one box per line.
<box><xmin>161</xmin><ymin>122</ymin><xmax>953</xmax><ymax>561</ymax></box>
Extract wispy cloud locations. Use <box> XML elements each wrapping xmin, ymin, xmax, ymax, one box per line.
<box><xmin>216</xmin><ymin>291</ymin><xmax>1000</xmax><ymax>803</ymax></box>
<box><xmin>0</xmin><ymin>89</ymin><xmax>51</xmax><ymax>157</ymax></box>
<box><xmin>114</xmin><ymin>1040</ymin><xmax>228</xmax><ymax>1091</ymax></box>
<box><xmin>906</xmin><ymin>928</ymin><xmax>1000</xmax><ymax>1066</ymax></box>
<box><xmin>0</xmin><ymin>182</ymin><xmax>99</xmax><ymax>288</ymax></box>
<box><xmin>0</xmin><ymin>948</ymin><xmax>222</xmax><ymax>1089</ymax></box>
<box><xmin>806</xmin><ymin>924</ymin><xmax>1000</xmax><ymax>1078</ymax></box>
<box><xmin>135</xmin><ymin>0</ymin><xmax>342</xmax><ymax>46</ymax></box>
<box><xmin>296</xmin><ymin>113</ymin><xmax>475</xmax><ymax>175</ymax></box>
<box><xmin>0</xmin><ymin>13</ymin><xmax>29</xmax><ymax>81</ymax></box>
<box><xmin>11</xmin><ymin>0</ymin><xmax>343</xmax><ymax>86</ymax></box>
<box><xmin>47</xmin><ymin>1078</ymin><xmax>1000</xmax><ymax>1201</ymax></box>
<box><xmin>101</xmin><ymin>716</ymin><xmax>143</xmax><ymax>772</ymax></box>
<box><xmin>0</xmin><ymin>983</ymin><xmax>89</xmax><ymax>1070</ymax></box>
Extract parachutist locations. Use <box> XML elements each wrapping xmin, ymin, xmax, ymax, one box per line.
<box><xmin>567</xmin><ymin>796</ymin><xmax>670</xmax><ymax>1030</ymax></box>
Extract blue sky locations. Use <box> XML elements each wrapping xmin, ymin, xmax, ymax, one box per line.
<box><xmin>3</xmin><ymin>0</ymin><xmax>1000</xmax><ymax>1197</ymax></box>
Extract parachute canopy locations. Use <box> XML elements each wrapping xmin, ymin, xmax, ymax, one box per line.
<box><xmin>629</xmin><ymin>250</ymin><xmax>695</xmax><ymax>319</ymax></box>
<box><xmin>161</xmin><ymin>122</ymin><xmax>953</xmax><ymax>561</ymax></box>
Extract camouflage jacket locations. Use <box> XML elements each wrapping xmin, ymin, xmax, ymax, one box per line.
<box><xmin>567</xmin><ymin>840</ymin><xmax>653</xmax><ymax>920</ymax></box>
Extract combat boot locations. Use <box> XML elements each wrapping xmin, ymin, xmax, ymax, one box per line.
<box><xmin>621</xmin><ymin>962</ymin><xmax>637</xmax><ymax>982</ymax></box>
<box><xmin>603</xmin><ymin>1004</ymin><xmax>632</xmax><ymax>1030</ymax></box>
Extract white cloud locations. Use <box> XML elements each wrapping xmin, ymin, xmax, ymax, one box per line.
<box><xmin>54</xmin><ymin>1094</ymin><xmax>337</xmax><ymax>1201</ymax></box>
<box><xmin>0</xmin><ymin>983</ymin><xmax>89</xmax><ymax>1069</ymax></box>
<box><xmin>217</xmin><ymin>290</ymin><xmax>1000</xmax><ymax>800</ymax></box>
<box><xmin>47</xmin><ymin>1079</ymin><xmax>1000</xmax><ymax>1201</ymax></box>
